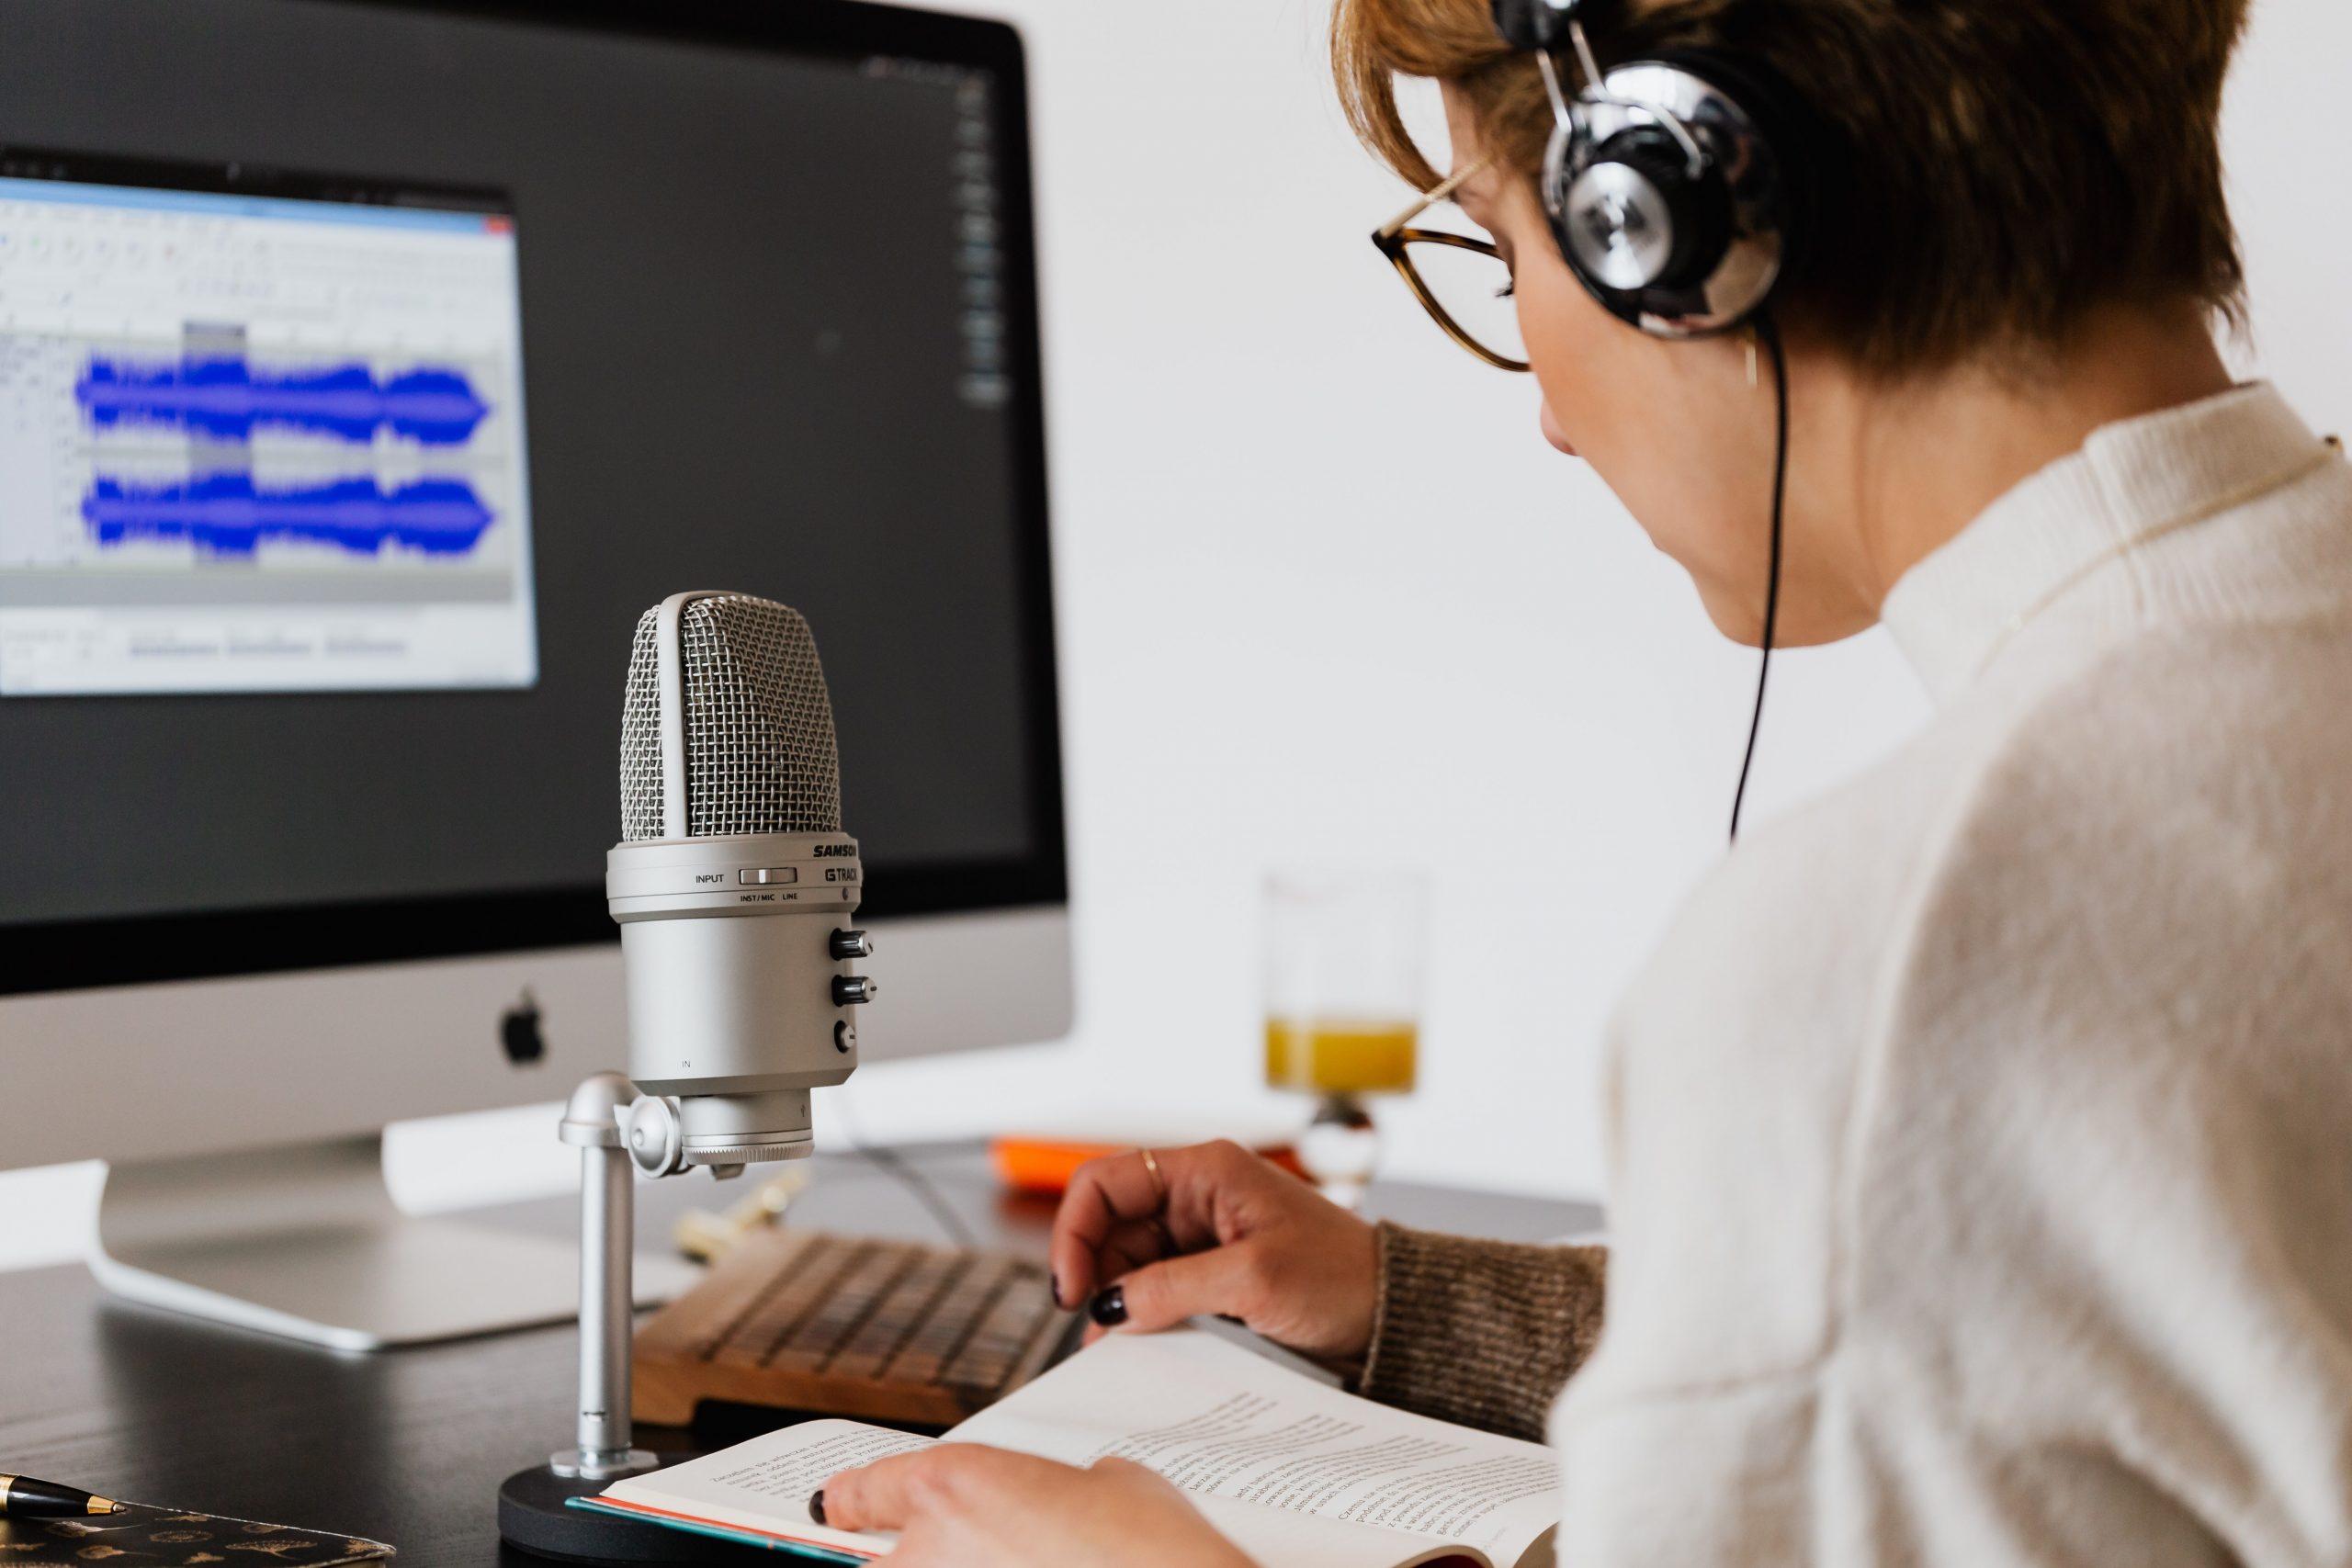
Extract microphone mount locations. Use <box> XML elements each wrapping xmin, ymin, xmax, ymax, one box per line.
<box><xmin>500</xmin><ymin>1065</ymin><xmax>835</xmax><ymax>1562</ymax></box>
<box><xmin>497</xmin><ymin>1073</ymin><xmax>687</xmax><ymax>1562</ymax></box>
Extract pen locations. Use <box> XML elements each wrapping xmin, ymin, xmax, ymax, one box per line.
<box><xmin>0</xmin><ymin>1476</ymin><xmax>129</xmax><ymax>1518</ymax></box>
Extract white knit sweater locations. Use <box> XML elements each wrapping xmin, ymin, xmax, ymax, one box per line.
<box><xmin>1550</xmin><ymin>383</ymin><xmax>2352</xmax><ymax>1566</ymax></box>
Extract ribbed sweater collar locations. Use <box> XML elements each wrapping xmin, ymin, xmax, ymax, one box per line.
<box><xmin>1879</xmin><ymin>382</ymin><xmax>2324</xmax><ymax>703</ymax></box>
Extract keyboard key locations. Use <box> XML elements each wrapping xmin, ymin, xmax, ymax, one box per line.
<box><xmin>633</xmin><ymin>1230</ymin><xmax>1077</xmax><ymax>1428</ymax></box>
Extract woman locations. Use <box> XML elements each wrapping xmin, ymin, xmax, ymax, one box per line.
<box><xmin>820</xmin><ymin>0</ymin><xmax>2352</xmax><ymax>1561</ymax></box>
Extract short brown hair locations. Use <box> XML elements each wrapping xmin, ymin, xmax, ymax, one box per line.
<box><xmin>1333</xmin><ymin>0</ymin><xmax>2250</xmax><ymax>374</ymax></box>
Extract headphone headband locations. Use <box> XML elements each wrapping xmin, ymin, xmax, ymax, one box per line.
<box><xmin>1490</xmin><ymin>0</ymin><xmax>1613</xmax><ymax>54</ymax></box>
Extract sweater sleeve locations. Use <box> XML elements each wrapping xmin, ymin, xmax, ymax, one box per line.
<box><xmin>1355</xmin><ymin>1220</ymin><xmax>1608</xmax><ymax>1441</ymax></box>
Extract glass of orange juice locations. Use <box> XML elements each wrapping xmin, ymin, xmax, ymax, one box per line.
<box><xmin>1263</xmin><ymin>868</ymin><xmax>1429</xmax><ymax>1206</ymax></box>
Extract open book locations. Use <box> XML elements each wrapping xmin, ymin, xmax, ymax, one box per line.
<box><xmin>577</xmin><ymin>1325</ymin><xmax>1559</xmax><ymax>1568</ymax></box>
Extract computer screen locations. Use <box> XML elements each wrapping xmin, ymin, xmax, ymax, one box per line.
<box><xmin>0</xmin><ymin>159</ymin><xmax>538</xmax><ymax>696</ymax></box>
<box><xmin>0</xmin><ymin>0</ymin><xmax>1062</xmax><ymax>995</ymax></box>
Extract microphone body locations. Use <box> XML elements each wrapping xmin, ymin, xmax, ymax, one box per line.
<box><xmin>605</xmin><ymin>592</ymin><xmax>869</xmax><ymax>1168</ymax></box>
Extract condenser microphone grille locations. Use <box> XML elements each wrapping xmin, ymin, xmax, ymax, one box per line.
<box><xmin>618</xmin><ymin>594</ymin><xmax>843</xmax><ymax>840</ymax></box>
<box><xmin>682</xmin><ymin>595</ymin><xmax>842</xmax><ymax>837</ymax></box>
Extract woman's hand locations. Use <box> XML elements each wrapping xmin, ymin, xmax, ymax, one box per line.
<box><xmin>819</xmin><ymin>1444</ymin><xmax>1254</xmax><ymax>1568</ymax></box>
<box><xmin>1049</xmin><ymin>1139</ymin><xmax>1378</xmax><ymax>1360</ymax></box>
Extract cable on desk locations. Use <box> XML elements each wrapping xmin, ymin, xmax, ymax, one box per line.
<box><xmin>828</xmin><ymin>1089</ymin><xmax>979</xmax><ymax>1250</ymax></box>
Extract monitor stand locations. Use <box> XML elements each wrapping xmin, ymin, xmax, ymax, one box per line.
<box><xmin>92</xmin><ymin>1134</ymin><xmax>698</xmax><ymax>1351</ymax></box>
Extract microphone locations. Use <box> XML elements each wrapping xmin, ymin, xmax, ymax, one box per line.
<box><xmin>605</xmin><ymin>592</ymin><xmax>873</xmax><ymax>1176</ymax></box>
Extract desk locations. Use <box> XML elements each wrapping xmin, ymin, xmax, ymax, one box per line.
<box><xmin>0</xmin><ymin>1143</ymin><xmax>1599</xmax><ymax>1568</ymax></box>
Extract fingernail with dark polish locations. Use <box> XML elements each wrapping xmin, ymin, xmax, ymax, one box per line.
<box><xmin>808</xmin><ymin>1490</ymin><xmax>827</xmax><ymax>1526</ymax></box>
<box><xmin>1089</xmin><ymin>1284</ymin><xmax>1126</xmax><ymax>1326</ymax></box>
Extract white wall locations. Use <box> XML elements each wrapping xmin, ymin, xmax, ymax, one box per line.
<box><xmin>2</xmin><ymin>0</ymin><xmax>2344</xmax><ymax>1271</ymax></box>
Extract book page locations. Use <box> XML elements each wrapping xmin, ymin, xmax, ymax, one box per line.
<box><xmin>948</xmin><ymin>1328</ymin><xmax>1560</xmax><ymax>1567</ymax></box>
<box><xmin>600</xmin><ymin>1412</ymin><xmax>1486</xmax><ymax>1568</ymax></box>
<box><xmin>599</xmin><ymin>1418</ymin><xmax>929</xmax><ymax>1559</ymax></box>
<box><xmin>600</xmin><ymin>1330</ymin><xmax>1561</xmax><ymax>1568</ymax></box>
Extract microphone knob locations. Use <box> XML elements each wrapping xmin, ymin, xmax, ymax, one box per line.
<box><xmin>829</xmin><ymin>929</ymin><xmax>874</xmax><ymax>960</ymax></box>
<box><xmin>623</xmin><ymin>1095</ymin><xmax>687</xmax><ymax>1179</ymax></box>
<box><xmin>831</xmin><ymin>975</ymin><xmax>877</xmax><ymax>1007</ymax></box>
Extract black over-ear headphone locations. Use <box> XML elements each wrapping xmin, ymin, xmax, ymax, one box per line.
<box><xmin>1490</xmin><ymin>0</ymin><xmax>1810</xmax><ymax>339</ymax></box>
<box><xmin>1491</xmin><ymin>0</ymin><xmax>1816</xmax><ymax>840</ymax></box>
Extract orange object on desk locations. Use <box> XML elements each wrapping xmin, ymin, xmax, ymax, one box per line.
<box><xmin>990</xmin><ymin>1134</ymin><xmax>1307</xmax><ymax>1196</ymax></box>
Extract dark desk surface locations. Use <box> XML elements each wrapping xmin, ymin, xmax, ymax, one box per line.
<box><xmin>0</xmin><ymin>1144</ymin><xmax>1598</xmax><ymax>1568</ymax></box>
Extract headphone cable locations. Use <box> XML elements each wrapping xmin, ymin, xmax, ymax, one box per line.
<box><xmin>1728</xmin><ymin>312</ymin><xmax>1789</xmax><ymax>841</ymax></box>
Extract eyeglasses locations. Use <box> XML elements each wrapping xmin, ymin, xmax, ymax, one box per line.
<box><xmin>1371</xmin><ymin>156</ymin><xmax>1530</xmax><ymax>373</ymax></box>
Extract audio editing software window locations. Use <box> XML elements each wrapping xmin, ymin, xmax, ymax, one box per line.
<box><xmin>0</xmin><ymin>156</ymin><xmax>537</xmax><ymax>696</ymax></box>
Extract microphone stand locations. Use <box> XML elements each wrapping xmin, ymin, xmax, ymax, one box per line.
<box><xmin>496</xmin><ymin>1075</ymin><xmax>696</xmax><ymax>1563</ymax></box>
<box><xmin>554</xmin><ymin>1073</ymin><xmax>659</xmax><ymax>1483</ymax></box>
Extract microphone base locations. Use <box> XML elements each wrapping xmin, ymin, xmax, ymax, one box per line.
<box><xmin>498</xmin><ymin>1460</ymin><xmax>714</xmax><ymax>1563</ymax></box>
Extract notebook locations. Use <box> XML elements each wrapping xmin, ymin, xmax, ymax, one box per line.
<box><xmin>0</xmin><ymin>1501</ymin><xmax>391</xmax><ymax>1568</ymax></box>
<box><xmin>575</xmin><ymin>1325</ymin><xmax>1558</xmax><ymax>1568</ymax></box>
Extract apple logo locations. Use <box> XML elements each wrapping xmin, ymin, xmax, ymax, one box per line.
<box><xmin>500</xmin><ymin>988</ymin><xmax>546</xmax><ymax>1066</ymax></box>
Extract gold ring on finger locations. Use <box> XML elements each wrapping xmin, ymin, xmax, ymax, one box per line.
<box><xmin>1137</xmin><ymin>1145</ymin><xmax>1169</xmax><ymax>1209</ymax></box>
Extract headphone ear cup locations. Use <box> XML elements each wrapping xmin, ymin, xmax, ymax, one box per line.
<box><xmin>1543</xmin><ymin>51</ymin><xmax>1815</xmax><ymax>336</ymax></box>
<box><xmin>1556</xmin><ymin>126</ymin><xmax>1733</xmax><ymax>297</ymax></box>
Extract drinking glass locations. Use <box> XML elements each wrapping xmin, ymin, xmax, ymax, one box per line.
<box><xmin>1262</xmin><ymin>869</ymin><xmax>1429</xmax><ymax>1207</ymax></box>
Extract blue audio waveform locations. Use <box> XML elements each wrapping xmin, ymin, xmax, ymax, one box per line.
<box><xmin>83</xmin><ymin>473</ymin><xmax>495</xmax><ymax>558</ymax></box>
<box><xmin>75</xmin><ymin>354</ymin><xmax>491</xmax><ymax>446</ymax></box>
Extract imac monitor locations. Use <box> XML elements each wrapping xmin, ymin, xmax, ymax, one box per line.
<box><xmin>0</xmin><ymin>0</ymin><xmax>1069</xmax><ymax>1348</ymax></box>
